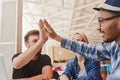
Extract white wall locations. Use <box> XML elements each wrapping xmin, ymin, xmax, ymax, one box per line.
<box><xmin>0</xmin><ymin>0</ymin><xmax>22</xmax><ymax>79</ymax></box>
<box><xmin>0</xmin><ymin>0</ymin><xmax>2</xmax><ymax>39</ymax></box>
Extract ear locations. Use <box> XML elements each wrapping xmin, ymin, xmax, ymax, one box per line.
<box><xmin>25</xmin><ymin>42</ymin><xmax>29</xmax><ymax>48</ymax></box>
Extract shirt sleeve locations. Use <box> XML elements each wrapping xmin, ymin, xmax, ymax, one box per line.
<box><xmin>41</xmin><ymin>54</ymin><xmax>52</xmax><ymax>67</ymax></box>
<box><xmin>61</xmin><ymin>38</ymin><xmax>112</xmax><ymax>61</ymax></box>
<box><xmin>62</xmin><ymin>58</ymin><xmax>75</xmax><ymax>79</ymax></box>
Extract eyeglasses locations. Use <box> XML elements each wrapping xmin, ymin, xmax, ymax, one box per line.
<box><xmin>98</xmin><ymin>15</ymin><xmax>120</xmax><ymax>27</ymax></box>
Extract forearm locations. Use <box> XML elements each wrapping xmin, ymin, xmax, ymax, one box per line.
<box><xmin>61</xmin><ymin>38</ymin><xmax>111</xmax><ymax>60</ymax></box>
<box><xmin>18</xmin><ymin>74</ymin><xmax>49</xmax><ymax>80</ymax></box>
<box><xmin>12</xmin><ymin>40</ymin><xmax>46</xmax><ymax>69</ymax></box>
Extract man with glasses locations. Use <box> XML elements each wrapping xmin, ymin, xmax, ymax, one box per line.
<box><xmin>39</xmin><ymin>0</ymin><xmax>120</xmax><ymax>80</ymax></box>
<box><xmin>12</xmin><ymin>20</ymin><xmax>53</xmax><ymax>80</ymax></box>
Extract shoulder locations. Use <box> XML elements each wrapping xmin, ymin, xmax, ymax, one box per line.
<box><xmin>39</xmin><ymin>54</ymin><xmax>51</xmax><ymax>62</ymax></box>
<box><xmin>39</xmin><ymin>54</ymin><xmax>52</xmax><ymax>66</ymax></box>
<box><xmin>40</xmin><ymin>54</ymin><xmax>50</xmax><ymax>59</ymax></box>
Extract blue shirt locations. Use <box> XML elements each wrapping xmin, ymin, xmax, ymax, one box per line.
<box><xmin>61</xmin><ymin>38</ymin><xmax>120</xmax><ymax>80</ymax></box>
<box><xmin>62</xmin><ymin>56</ymin><xmax>102</xmax><ymax>80</ymax></box>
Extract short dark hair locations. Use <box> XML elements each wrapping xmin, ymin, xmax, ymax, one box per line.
<box><xmin>24</xmin><ymin>30</ymin><xmax>39</xmax><ymax>42</ymax></box>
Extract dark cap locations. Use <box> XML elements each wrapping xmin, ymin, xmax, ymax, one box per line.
<box><xmin>93</xmin><ymin>0</ymin><xmax>120</xmax><ymax>14</ymax></box>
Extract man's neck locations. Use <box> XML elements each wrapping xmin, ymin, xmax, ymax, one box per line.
<box><xmin>116</xmin><ymin>38</ymin><xmax>120</xmax><ymax>46</ymax></box>
<box><xmin>32</xmin><ymin>53</ymin><xmax>40</xmax><ymax>60</ymax></box>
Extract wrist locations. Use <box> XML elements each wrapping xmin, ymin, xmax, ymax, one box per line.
<box><xmin>54</xmin><ymin>35</ymin><xmax>62</xmax><ymax>42</ymax></box>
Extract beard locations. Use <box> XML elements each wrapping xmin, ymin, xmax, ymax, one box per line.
<box><xmin>103</xmin><ymin>32</ymin><xmax>119</xmax><ymax>43</ymax></box>
<box><xmin>102</xmin><ymin>21</ymin><xmax>118</xmax><ymax>43</ymax></box>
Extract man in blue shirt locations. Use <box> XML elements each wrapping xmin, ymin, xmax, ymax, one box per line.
<box><xmin>39</xmin><ymin>0</ymin><xmax>120</xmax><ymax>80</ymax></box>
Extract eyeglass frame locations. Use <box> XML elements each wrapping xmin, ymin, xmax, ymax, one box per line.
<box><xmin>98</xmin><ymin>15</ymin><xmax>120</xmax><ymax>27</ymax></box>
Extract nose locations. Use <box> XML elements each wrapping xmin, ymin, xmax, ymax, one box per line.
<box><xmin>97</xmin><ymin>27</ymin><xmax>102</xmax><ymax>33</ymax></box>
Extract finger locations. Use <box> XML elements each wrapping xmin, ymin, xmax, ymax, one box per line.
<box><xmin>43</xmin><ymin>19</ymin><xmax>52</xmax><ymax>30</ymax></box>
<box><xmin>38</xmin><ymin>19</ymin><xmax>44</xmax><ymax>29</ymax></box>
<box><xmin>38</xmin><ymin>19</ymin><xmax>45</xmax><ymax>36</ymax></box>
<box><xmin>43</xmin><ymin>27</ymin><xmax>51</xmax><ymax>37</ymax></box>
<box><xmin>39</xmin><ymin>19</ymin><xmax>46</xmax><ymax>34</ymax></box>
<box><xmin>43</xmin><ymin>19</ymin><xmax>55</xmax><ymax>34</ymax></box>
<box><xmin>44</xmin><ymin>19</ymin><xmax>50</xmax><ymax>27</ymax></box>
<box><xmin>43</xmin><ymin>27</ymin><xmax>48</xmax><ymax>34</ymax></box>
<box><xmin>40</xmin><ymin>21</ymin><xmax>49</xmax><ymax>35</ymax></box>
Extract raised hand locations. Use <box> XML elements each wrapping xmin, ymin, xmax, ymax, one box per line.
<box><xmin>43</xmin><ymin>19</ymin><xmax>62</xmax><ymax>42</ymax></box>
<box><xmin>42</xmin><ymin>19</ymin><xmax>57</xmax><ymax>39</ymax></box>
<box><xmin>38</xmin><ymin>19</ymin><xmax>48</xmax><ymax>42</ymax></box>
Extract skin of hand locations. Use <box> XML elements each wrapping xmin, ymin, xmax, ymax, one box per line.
<box><xmin>41</xmin><ymin>19</ymin><xmax>62</xmax><ymax>42</ymax></box>
<box><xmin>39</xmin><ymin>19</ymin><xmax>48</xmax><ymax>42</ymax></box>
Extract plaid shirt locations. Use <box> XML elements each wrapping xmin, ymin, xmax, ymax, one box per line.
<box><xmin>61</xmin><ymin>38</ymin><xmax>120</xmax><ymax>80</ymax></box>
